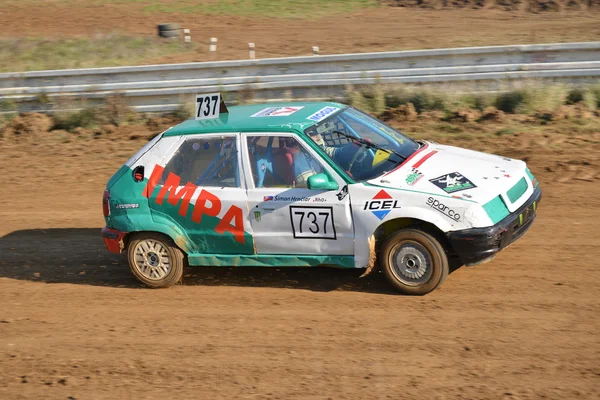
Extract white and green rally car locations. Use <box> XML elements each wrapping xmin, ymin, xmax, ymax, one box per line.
<box><xmin>102</xmin><ymin>94</ymin><xmax>541</xmax><ymax>295</ymax></box>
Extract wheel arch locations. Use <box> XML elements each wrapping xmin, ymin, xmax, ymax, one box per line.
<box><xmin>373</xmin><ymin>217</ymin><xmax>455</xmax><ymax>257</ymax></box>
<box><xmin>123</xmin><ymin>230</ymin><xmax>190</xmax><ymax>255</ymax></box>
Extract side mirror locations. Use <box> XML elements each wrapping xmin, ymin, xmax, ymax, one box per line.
<box><xmin>307</xmin><ymin>173</ymin><xmax>339</xmax><ymax>191</ymax></box>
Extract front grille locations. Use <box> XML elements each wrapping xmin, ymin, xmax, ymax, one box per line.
<box><xmin>501</xmin><ymin>198</ymin><xmax>539</xmax><ymax>249</ymax></box>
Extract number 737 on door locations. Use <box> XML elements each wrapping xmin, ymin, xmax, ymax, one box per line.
<box><xmin>289</xmin><ymin>206</ymin><xmax>336</xmax><ymax>240</ymax></box>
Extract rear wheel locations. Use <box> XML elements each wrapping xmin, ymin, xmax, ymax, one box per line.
<box><xmin>379</xmin><ymin>229</ymin><xmax>448</xmax><ymax>295</ymax></box>
<box><xmin>127</xmin><ymin>233</ymin><xmax>184</xmax><ymax>288</ymax></box>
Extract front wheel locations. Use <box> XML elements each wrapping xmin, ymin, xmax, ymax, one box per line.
<box><xmin>127</xmin><ymin>233</ymin><xmax>184</xmax><ymax>288</ymax></box>
<box><xmin>379</xmin><ymin>229</ymin><xmax>449</xmax><ymax>295</ymax></box>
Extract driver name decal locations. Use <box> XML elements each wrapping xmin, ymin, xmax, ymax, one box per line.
<box><xmin>429</xmin><ymin>172</ymin><xmax>477</xmax><ymax>194</ymax></box>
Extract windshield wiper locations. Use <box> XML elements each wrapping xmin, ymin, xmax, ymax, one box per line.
<box><xmin>332</xmin><ymin>130</ymin><xmax>406</xmax><ymax>161</ymax></box>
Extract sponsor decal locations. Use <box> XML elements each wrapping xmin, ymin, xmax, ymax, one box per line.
<box><xmin>115</xmin><ymin>203</ymin><xmax>140</xmax><ymax>209</ymax></box>
<box><xmin>143</xmin><ymin>165</ymin><xmax>245</xmax><ymax>244</ymax></box>
<box><xmin>363</xmin><ymin>189</ymin><xmax>401</xmax><ymax>220</ymax></box>
<box><xmin>405</xmin><ymin>168</ymin><xmax>424</xmax><ymax>186</ymax></box>
<box><xmin>336</xmin><ymin>185</ymin><xmax>348</xmax><ymax>201</ymax></box>
<box><xmin>254</xmin><ymin>210</ymin><xmax>261</xmax><ymax>222</ymax></box>
<box><xmin>289</xmin><ymin>206</ymin><xmax>336</xmax><ymax>240</ymax></box>
<box><xmin>429</xmin><ymin>172</ymin><xmax>476</xmax><ymax>194</ymax></box>
<box><xmin>426</xmin><ymin>197</ymin><xmax>461</xmax><ymax>222</ymax></box>
<box><xmin>306</xmin><ymin>106</ymin><xmax>339</xmax><ymax>122</ymax></box>
<box><xmin>250</xmin><ymin>106</ymin><xmax>304</xmax><ymax>117</ymax></box>
<box><xmin>264</xmin><ymin>196</ymin><xmax>274</xmax><ymax>202</ymax></box>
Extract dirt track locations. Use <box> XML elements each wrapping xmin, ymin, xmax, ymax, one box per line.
<box><xmin>1</xmin><ymin>120</ymin><xmax>599</xmax><ymax>399</ymax></box>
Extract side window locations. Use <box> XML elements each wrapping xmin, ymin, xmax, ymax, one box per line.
<box><xmin>160</xmin><ymin>136</ymin><xmax>239</xmax><ymax>187</ymax></box>
<box><xmin>247</xmin><ymin>135</ymin><xmax>324</xmax><ymax>189</ymax></box>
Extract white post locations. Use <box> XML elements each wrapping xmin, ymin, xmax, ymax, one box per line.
<box><xmin>184</xmin><ymin>29</ymin><xmax>191</xmax><ymax>43</ymax></box>
<box><xmin>248</xmin><ymin>42</ymin><xmax>255</xmax><ymax>59</ymax></box>
<box><xmin>209</xmin><ymin>37</ymin><xmax>217</xmax><ymax>52</ymax></box>
<box><xmin>312</xmin><ymin>46</ymin><xmax>319</xmax><ymax>56</ymax></box>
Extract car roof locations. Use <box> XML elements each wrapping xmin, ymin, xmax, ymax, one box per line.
<box><xmin>163</xmin><ymin>101</ymin><xmax>347</xmax><ymax>137</ymax></box>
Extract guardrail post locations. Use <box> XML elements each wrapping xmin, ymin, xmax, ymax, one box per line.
<box><xmin>184</xmin><ymin>29</ymin><xmax>191</xmax><ymax>43</ymax></box>
<box><xmin>210</xmin><ymin>37</ymin><xmax>217</xmax><ymax>52</ymax></box>
<box><xmin>249</xmin><ymin>43</ymin><xmax>255</xmax><ymax>60</ymax></box>
<box><xmin>312</xmin><ymin>46</ymin><xmax>320</xmax><ymax>56</ymax></box>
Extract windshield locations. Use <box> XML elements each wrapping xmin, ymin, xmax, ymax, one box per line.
<box><xmin>303</xmin><ymin>107</ymin><xmax>420</xmax><ymax>182</ymax></box>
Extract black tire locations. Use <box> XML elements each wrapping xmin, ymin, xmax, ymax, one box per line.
<box><xmin>127</xmin><ymin>233</ymin><xmax>184</xmax><ymax>288</ymax></box>
<box><xmin>379</xmin><ymin>229</ymin><xmax>449</xmax><ymax>295</ymax></box>
<box><xmin>158</xmin><ymin>30</ymin><xmax>180</xmax><ymax>38</ymax></box>
<box><xmin>157</xmin><ymin>23</ymin><xmax>180</xmax><ymax>31</ymax></box>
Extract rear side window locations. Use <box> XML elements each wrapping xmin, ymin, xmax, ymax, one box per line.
<box><xmin>124</xmin><ymin>133</ymin><xmax>163</xmax><ymax>167</ymax></box>
<box><xmin>160</xmin><ymin>136</ymin><xmax>239</xmax><ymax>187</ymax></box>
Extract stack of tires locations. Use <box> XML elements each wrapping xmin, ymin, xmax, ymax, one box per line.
<box><xmin>157</xmin><ymin>23</ymin><xmax>180</xmax><ymax>39</ymax></box>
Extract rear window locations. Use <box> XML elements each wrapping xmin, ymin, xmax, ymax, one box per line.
<box><xmin>160</xmin><ymin>136</ymin><xmax>239</xmax><ymax>187</ymax></box>
<box><xmin>124</xmin><ymin>133</ymin><xmax>163</xmax><ymax>167</ymax></box>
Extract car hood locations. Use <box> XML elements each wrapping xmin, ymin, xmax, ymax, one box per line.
<box><xmin>368</xmin><ymin>142</ymin><xmax>531</xmax><ymax>212</ymax></box>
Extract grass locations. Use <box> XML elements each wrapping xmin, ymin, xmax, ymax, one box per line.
<box><xmin>0</xmin><ymin>35</ymin><xmax>197</xmax><ymax>72</ymax></box>
<box><xmin>97</xmin><ymin>0</ymin><xmax>378</xmax><ymax>18</ymax></box>
<box><xmin>344</xmin><ymin>83</ymin><xmax>600</xmax><ymax>116</ymax></box>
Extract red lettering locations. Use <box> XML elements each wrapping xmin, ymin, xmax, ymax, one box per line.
<box><xmin>144</xmin><ymin>170</ymin><xmax>246</xmax><ymax>245</ymax></box>
<box><xmin>191</xmin><ymin>189</ymin><xmax>221</xmax><ymax>224</ymax></box>
<box><xmin>215</xmin><ymin>205</ymin><xmax>245</xmax><ymax>244</ymax></box>
<box><xmin>155</xmin><ymin>173</ymin><xmax>198</xmax><ymax>217</ymax></box>
<box><xmin>143</xmin><ymin>164</ymin><xmax>164</xmax><ymax>198</ymax></box>
<box><xmin>169</xmin><ymin>182</ymin><xmax>197</xmax><ymax>217</ymax></box>
<box><xmin>156</xmin><ymin>172</ymin><xmax>181</xmax><ymax>205</ymax></box>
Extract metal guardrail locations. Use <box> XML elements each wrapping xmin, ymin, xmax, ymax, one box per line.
<box><xmin>1</xmin><ymin>42</ymin><xmax>599</xmax><ymax>113</ymax></box>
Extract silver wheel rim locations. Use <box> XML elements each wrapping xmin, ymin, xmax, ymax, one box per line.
<box><xmin>390</xmin><ymin>242</ymin><xmax>433</xmax><ymax>286</ymax></box>
<box><xmin>133</xmin><ymin>239</ymin><xmax>171</xmax><ymax>280</ymax></box>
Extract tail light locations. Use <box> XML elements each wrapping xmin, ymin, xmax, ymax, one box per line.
<box><xmin>102</xmin><ymin>190</ymin><xmax>110</xmax><ymax>217</ymax></box>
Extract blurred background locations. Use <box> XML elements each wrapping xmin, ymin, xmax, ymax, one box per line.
<box><xmin>1</xmin><ymin>2</ymin><xmax>599</xmax><ymax>399</ymax></box>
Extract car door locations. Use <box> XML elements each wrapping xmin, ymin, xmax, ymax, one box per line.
<box><xmin>241</xmin><ymin>132</ymin><xmax>354</xmax><ymax>255</ymax></box>
<box><xmin>147</xmin><ymin>133</ymin><xmax>254</xmax><ymax>255</ymax></box>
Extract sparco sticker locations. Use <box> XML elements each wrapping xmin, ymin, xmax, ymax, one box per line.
<box><xmin>426</xmin><ymin>197</ymin><xmax>461</xmax><ymax>221</ymax></box>
<box><xmin>306</xmin><ymin>106</ymin><xmax>339</xmax><ymax>122</ymax></box>
<box><xmin>250</xmin><ymin>106</ymin><xmax>304</xmax><ymax>117</ymax></box>
<box><xmin>429</xmin><ymin>172</ymin><xmax>476</xmax><ymax>193</ymax></box>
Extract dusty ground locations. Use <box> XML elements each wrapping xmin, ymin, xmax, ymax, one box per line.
<box><xmin>1</xmin><ymin>1</ymin><xmax>599</xmax><ymax>64</ymax></box>
<box><xmin>0</xmin><ymin>116</ymin><xmax>599</xmax><ymax>399</ymax></box>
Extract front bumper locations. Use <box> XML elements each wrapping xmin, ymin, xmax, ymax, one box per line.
<box><xmin>101</xmin><ymin>227</ymin><xmax>127</xmax><ymax>254</ymax></box>
<box><xmin>447</xmin><ymin>186</ymin><xmax>541</xmax><ymax>266</ymax></box>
